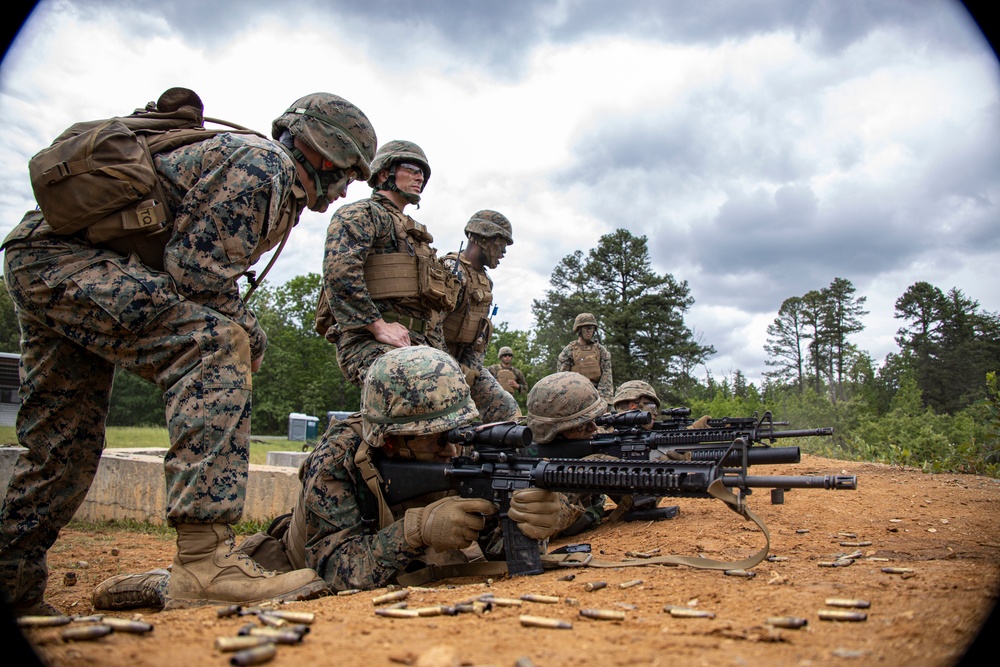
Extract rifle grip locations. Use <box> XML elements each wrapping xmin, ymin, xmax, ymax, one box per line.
<box><xmin>501</xmin><ymin>515</ymin><xmax>544</xmax><ymax>576</ymax></box>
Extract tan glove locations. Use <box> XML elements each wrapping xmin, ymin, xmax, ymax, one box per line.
<box><xmin>508</xmin><ymin>488</ymin><xmax>570</xmax><ymax>540</ymax></box>
<box><xmin>403</xmin><ymin>497</ymin><xmax>498</xmax><ymax>551</ymax></box>
<box><xmin>687</xmin><ymin>415</ymin><xmax>712</xmax><ymax>429</ymax></box>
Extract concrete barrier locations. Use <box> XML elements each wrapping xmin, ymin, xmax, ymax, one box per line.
<box><xmin>0</xmin><ymin>446</ymin><xmax>301</xmax><ymax>526</ymax></box>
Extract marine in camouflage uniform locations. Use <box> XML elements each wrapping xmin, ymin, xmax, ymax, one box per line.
<box><xmin>612</xmin><ymin>380</ymin><xmax>661</xmax><ymax>429</ymax></box>
<box><xmin>317</xmin><ymin>144</ymin><xmax>515</xmax><ymax>423</ymax></box>
<box><xmin>0</xmin><ymin>90</ymin><xmax>376</xmax><ymax>615</ymax></box>
<box><xmin>557</xmin><ymin>313</ymin><xmax>614</xmax><ymax>406</ymax></box>
<box><xmin>440</xmin><ymin>210</ymin><xmax>519</xmax><ymax>421</ymax></box>
<box><xmin>488</xmin><ymin>346</ymin><xmax>529</xmax><ymax>396</ymax></box>
<box><xmin>91</xmin><ymin>347</ymin><xmax>572</xmax><ymax>606</ymax></box>
<box><xmin>522</xmin><ymin>371</ymin><xmax>609</xmax><ymax>536</ymax></box>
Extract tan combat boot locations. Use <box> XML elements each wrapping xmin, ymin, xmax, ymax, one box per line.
<box><xmin>92</xmin><ymin>569</ymin><xmax>169</xmax><ymax>610</ymax></box>
<box><xmin>165</xmin><ymin>523</ymin><xmax>328</xmax><ymax>609</ymax></box>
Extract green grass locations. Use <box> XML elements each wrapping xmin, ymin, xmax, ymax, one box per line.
<box><xmin>0</xmin><ymin>425</ymin><xmax>315</xmax><ymax>465</ymax></box>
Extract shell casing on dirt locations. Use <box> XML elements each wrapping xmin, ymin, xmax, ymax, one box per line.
<box><xmin>580</xmin><ymin>609</ymin><xmax>626</xmax><ymax>621</ymax></box>
<box><xmin>337</xmin><ymin>589</ymin><xmax>362</xmax><ymax>596</ymax></box>
<box><xmin>71</xmin><ymin>615</ymin><xmax>104</xmax><ymax>623</ymax></box>
<box><xmin>229</xmin><ymin>643</ymin><xmax>277</xmax><ymax>666</ymax></box>
<box><xmin>724</xmin><ymin>569</ymin><xmax>756</xmax><ymax>578</ymax></box>
<box><xmin>17</xmin><ymin>615</ymin><xmax>72</xmax><ymax>628</ymax></box>
<box><xmin>766</xmin><ymin>616</ymin><xmax>808</xmax><ymax>628</ymax></box>
<box><xmin>521</xmin><ymin>594</ymin><xmax>560</xmax><ymax>604</ymax></box>
<box><xmin>260</xmin><ymin>610</ymin><xmax>315</xmax><ymax>624</ymax></box>
<box><xmin>374</xmin><ymin>608</ymin><xmax>420</xmax><ymax>618</ymax></box>
<box><xmin>256</xmin><ymin>614</ymin><xmax>286</xmax><ymax>628</ymax></box>
<box><xmin>217</xmin><ymin>605</ymin><xmax>242</xmax><ymax>618</ymax></box>
<box><xmin>818</xmin><ymin>610</ymin><xmax>868</xmax><ymax>622</ymax></box>
<box><xmin>61</xmin><ymin>624</ymin><xmax>113</xmax><ymax>641</ymax></box>
<box><xmin>242</xmin><ymin>627</ymin><xmax>304</xmax><ymax>643</ymax></box>
<box><xmin>766</xmin><ymin>555</ymin><xmax>789</xmax><ymax>562</ymax></box>
<box><xmin>839</xmin><ymin>541</ymin><xmax>872</xmax><ymax>547</ymax></box>
<box><xmin>619</xmin><ymin>579</ymin><xmax>644</xmax><ymax>589</ymax></box>
<box><xmin>488</xmin><ymin>597</ymin><xmax>524</xmax><ymax>607</ymax></box>
<box><xmin>665</xmin><ymin>606</ymin><xmax>716</xmax><ymax>618</ymax></box>
<box><xmin>583</xmin><ymin>581</ymin><xmax>607</xmax><ymax>591</ymax></box>
<box><xmin>881</xmin><ymin>567</ymin><xmax>914</xmax><ymax>574</ymax></box>
<box><xmin>411</xmin><ymin>605</ymin><xmax>456</xmax><ymax>617</ymax></box>
<box><xmin>825</xmin><ymin>598</ymin><xmax>871</xmax><ymax>609</ymax></box>
<box><xmin>100</xmin><ymin>617</ymin><xmax>154</xmax><ymax>633</ymax></box>
<box><xmin>215</xmin><ymin>636</ymin><xmax>274</xmax><ymax>652</ymax></box>
<box><xmin>372</xmin><ymin>590</ymin><xmax>410</xmax><ymax>605</ymax></box>
<box><xmin>519</xmin><ymin>615</ymin><xmax>573</xmax><ymax>629</ymax></box>
<box><xmin>557</xmin><ymin>574</ymin><xmax>576</xmax><ymax>581</ymax></box>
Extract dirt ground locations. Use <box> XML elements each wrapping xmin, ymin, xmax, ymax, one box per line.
<box><xmin>10</xmin><ymin>454</ymin><xmax>1000</xmax><ymax>667</ymax></box>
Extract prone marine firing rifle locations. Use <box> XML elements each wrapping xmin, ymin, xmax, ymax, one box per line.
<box><xmin>374</xmin><ymin>422</ymin><xmax>857</xmax><ymax>577</ymax></box>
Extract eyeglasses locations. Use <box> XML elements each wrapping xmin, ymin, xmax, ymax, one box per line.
<box><xmin>500</xmin><ymin>353</ymin><xmax>512</xmax><ymax>358</ymax></box>
<box><xmin>395</xmin><ymin>163</ymin><xmax>425</xmax><ymax>178</ymax></box>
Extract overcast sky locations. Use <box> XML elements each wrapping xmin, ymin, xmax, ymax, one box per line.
<box><xmin>1</xmin><ymin>0</ymin><xmax>997</xmax><ymax>385</ymax></box>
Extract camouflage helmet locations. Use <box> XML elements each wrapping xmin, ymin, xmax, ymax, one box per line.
<box><xmin>573</xmin><ymin>312</ymin><xmax>599</xmax><ymax>333</ymax></box>
<box><xmin>465</xmin><ymin>210</ymin><xmax>513</xmax><ymax>245</ymax></box>
<box><xmin>526</xmin><ymin>372</ymin><xmax>607</xmax><ymax>444</ymax></box>
<box><xmin>613</xmin><ymin>380</ymin><xmax>660</xmax><ymax>410</ymax></box>
<box><xmin>498</xmin><ymin>346</ymin><xmax>514</xmax><ymax>357</ymax></box>
<box><xmin>367</xmin><ymin>139</ymin><xmax>431</xmax><ymax>189</ymax></box>
<box><xmin>272</xmin><ymin>93</ymin><xmax>377</xmax><ymax>181</ymax></box>
<box><xmin>361</xmin><ymin>346</ymin><xmax>478</xmax><ymax>449</ymax></box>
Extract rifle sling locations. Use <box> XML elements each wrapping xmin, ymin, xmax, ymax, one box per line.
<box><xmin>394</xmin><ymin>480</ymin><xmax>770</xmax><ymax>585</ymax></box>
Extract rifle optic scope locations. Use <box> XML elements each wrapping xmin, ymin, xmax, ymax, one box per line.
<box><xmin>595</xmin><ymin>410</ymin><xmax>653</xmax><ymax>428</ymax></box>
<box><xmin>447</xmin><ymin>422</ymin><xmax>532</xmax><ymax>450</ymax></box>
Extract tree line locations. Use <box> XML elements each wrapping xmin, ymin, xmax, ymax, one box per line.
<box><xmin>0</xmin><ymin>228</ymin><xmax>997</xmax><ymax>475</ymax></box>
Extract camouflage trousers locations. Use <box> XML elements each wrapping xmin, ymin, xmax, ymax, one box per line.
<box><xmin>336</xmin><ymin>330</ymin><xmax>518</xmax><ymax>423</ymax></box>
<box><xmin>0</xmin><ymin>241</ymin><xmax>252</xmax><ymax>607</ymax></box>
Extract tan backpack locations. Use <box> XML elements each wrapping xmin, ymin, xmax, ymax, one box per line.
<box><xmin>28</xmin><ymin>87</ymin><xmax>261</xmax><ymax>267</ymax></box>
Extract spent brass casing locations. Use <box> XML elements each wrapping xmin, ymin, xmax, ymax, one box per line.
<box><xmin>411</xmin><ymin>606</ymin><xmax>447</xmax><ymax>617</ymax></box>
<box><xmin>374</xmin><ymin>608</ymin><xmax>420</xmax><ymax>618</ymax></box>
<box><xmin>490</xmin><ymin>597</ymin><xmax>524</xmax><ymax>607</ymax></box>
<box><xmin>825</xmin><ymin>598</ymin><xmax>871</xmax><ymax>609</ymax></box>
<box><xmin>666</xmin><ymin>606</ymin><xmax>715</xmax><ymax>619</ymax></box>
<box><xmin>818</xmin><ymin>610</ymin><xmax>868</xmax><ymax>622</ymax></box>
<box><xmin>838</xmin><ymin>532</ymin><xmax>857</xmax><ymax>538</ymax></box>
<box><xmin>17</xmin><ymin>615</ymin><xmax>72</xmax><ymax>628</ymax></box>
<box><xmin>519</xmin><ymin>614</ymin><xmax>572</xmax><ymax>629</ymax></box>
<box><xmin>100</xmin><ymin>617</ymin><xmax>154</xmax><ymax>634</ymax></box>
<box><xmin>70</xmin><ymin>615</ymin><xmax>105</xmax><ymax>623</ymax></box>
<box><xmin>244</xmin><ymin>627</ymin><xmax>303</xmax><ymax>643</ymax></box>
<box><xmin>583</xmin><ymin>581</ymin><xmax>607</xmax><ymax>592</ymax></box>
<box><xmin>217</xmin><ymin>604</ymin><xmax>242</xmax><ymax>618</ymax></box>
<box><xmin>882</xmin><ymin>567</ymin><xmax>914</xmax><ymax>574</ymax></box>
<box><xmin>619</xmin><ymin>580</ymin><xmax>644</xmax><ymax>589</ymax></box>
<box><xmin>229</xmin><ymin>643</ymin><xmax>277</xmax><ymax>666</ymax></box>
<box><xmin>724</xmin><ymin>570</ymin><xmax>756</xmax><ymax>578</ymax></box>
<box><xmin>337</xmin><ymin>588</ymin><xmax>362</xmax><ymax>596</ymax></box>
<box><xmin>521</xmin><ymin>594</ymin><xmax>560</xmax><ymax>604</ymax></box>
<box><xmin>556</xmin><ymin>574</ymin><xmax>576</xmax><ymax>581</ymax></box>
<box><xmin>766</xmin><ymin>616</ymin><xmax>808</xmax><ymax>628</ymax></box>
<box><xmin>834</xmin><ymin>558</ymin><xmax>854</xmax><ymax>567</ymax></box>
<box><xmin>61</xmin><ymin>624</ymin><xmax>113</xmax><ymax>641</ymax></box>
<box><xmin>372</xmin><ymin>590</ymin><xmax>410</xmax><ymax>605</ymax></box>
<box><xmin>766</xmin><ymin>555</ymin><xmax>789</xmax><ymax>562</ymax></box>
<box><xmin>625</xmin><ymin>549</ymin><xmax>660</xmax><ymax>558</ymax></box>
<box><xmin>580</xmin><ymin>609</ymin><xmax>626</xmax><ymax>621</ymax></box>
<box><xmin>215</xmin><ymin>636</ymin><xmax>273</xmax><ymax>652</ymax></box>
<box><xmin>256</xmin><ymin>614</ymin><xmax>286</xmax><ymax>628</ymax></box>
<box><xmin>264</xmin><ymin>610</ymin><xmax>315</xmax><ymax>624</ymax></box>
<box><xmin>839</xmin><ymin>541</ymin><xmax>872</xmax><ymax>547</ymax></box>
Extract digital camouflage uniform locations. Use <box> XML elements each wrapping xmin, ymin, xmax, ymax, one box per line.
<box><xmin>487</xmin><ymin>361</ymin><xmax>528</xmax><ymax>396</ymax></box>
<box><xmin>0</xmin><ymin>132</ymin><xmax>303</xmax><ymax>608</ymax></box>
<box><xmin>524</xmin><ymin>372</ymin><xmax>609</xmax><ymax>535</ymax></box>
<box><xmin>440</xmin><ymin>253</ymin><xmax>518</xmax><ymax>422</ymax></box>
<box><xmin>557</xmin><ymin>337</ymin><xmax>614</xmax><ymax>406</ymax></box>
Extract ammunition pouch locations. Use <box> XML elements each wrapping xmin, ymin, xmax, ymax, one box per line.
<box><xmin>364</xmin><ymin>252</ymin><xmax>459</xmax><ymax>312</ymax></box>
